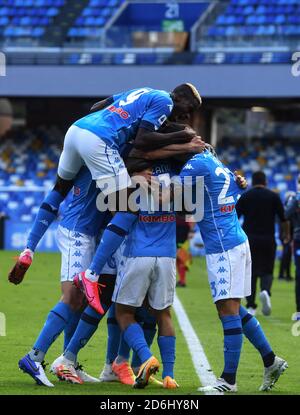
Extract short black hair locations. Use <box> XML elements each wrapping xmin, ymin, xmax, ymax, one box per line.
<box><xmin>169</xmin><ymin>83</ymin><xmax>202</xmax><ymax>123</ymax></box>
<box><xmin>252</xmin><ymin>171</ymin><xmax>267</xmax><ymax>186</ymax></box>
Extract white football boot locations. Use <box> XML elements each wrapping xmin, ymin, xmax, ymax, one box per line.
<box><xmin>50</xmin><ymin>355</ymin><xmax>83</xmax><ymax>384</ymax></box>
<box><xmin>99</xmin><ymin>363</ymin><xmax>118</xmax><ymax>382</ymax></box>
<box><xmin>198</xmin><ymin>378</ymin><xmax>237</xmax><ymax>393</ymax></box>
<box><xmin>75</xmin><ymin>363</ymin><xmax>100</xmax><ymax>383</ymax></box>
<box><xmin>259</xmin><ymin>356</ymin><xmax>288</xmax><ymax>391</ymax></box>
<box><xmin>19</xmin><ymin>354</ymin><xmax>54</xmax><ymax>387</ymax></box>
<box><xmin>260</xmin><ymin>290</ymin><xmax>272</xmax><ymax>316</ymax></box>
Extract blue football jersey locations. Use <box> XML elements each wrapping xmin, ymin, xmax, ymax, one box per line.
<box><xmin>60</xmin><ymin>166</ymin><xmax>110</xmax><ymax>236</ymax></box>
<box><xmin>180</xmin><ymin>150</ymin><xmax>247</xmax><ymax>254</ymax></box>
<box><xmin>74</xmin><ymin>87</ymin><xmax>173</xmax><ymax>151</ymax></box>
<box><xmin>124</xmin><ymin>161</ymin><xmax>177</xmax><ymax>258</ymax></box>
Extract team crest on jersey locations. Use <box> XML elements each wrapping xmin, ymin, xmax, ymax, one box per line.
<box><xmin>74</xmin><ymin>186</ymin><xmax>81</xmax><ymax>196</ymax></box>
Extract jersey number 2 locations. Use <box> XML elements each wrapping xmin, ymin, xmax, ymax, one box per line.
<box><xmin>215</xmin><ymin>167</ymin><xmax>234</xmax><ymax>205</ymax></box>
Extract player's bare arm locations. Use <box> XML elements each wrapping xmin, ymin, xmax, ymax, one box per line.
<box><xmin>133</xmin><ymin>126</ymin><xmax>199</xmax><ymax>151</ymax></box>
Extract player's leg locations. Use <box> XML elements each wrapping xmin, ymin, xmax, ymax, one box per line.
<box><xmin>246</xmin><ymin>238</ymin><xmax>259</xmax><ymax>315</ymax></box>
<box><xmin>240</xmin><ymin>243</ymin><xmax>288</xmax><ymax>391</ymax></box>
<box><xmin>131</xmin><ymin>306</ymin><xmax>157</xmax><ymax>374</ymax></box>
<box><xmin>239</xmin><ymin>305</ymin><xmax>288</xmax><ymax>391</ymax></box>
<box><xmin>99</xmin><ymin>304</ymin><xmax>120</xmax><ymax>382</ymax></box>
<box><xmin>116</xmin><ymin>303</ymin><xmax>158</xmax><ymax>389</ymax></box>
<box><xmin>114</xmin><ymin>257</ymin><xmax>159</xmax><ymax>388</ymax></box>
<box><xmin>199</xmin><ymin>243</ymin><xmax>253</xmax><ymax>393</ymax></box>
<box><xmin>9</xmin><ymin>125</ymin><xmax>83</xmax><ymax>284</ymax></box>
<box><xmin>52</xmin><ymin>269</ymin><xmax>116</xmax><ymax>384</ymax></box>
<box><xmin>259</xmin><ymin>240</ymin><xmax>275</xmax><ymax>316</ymax></box>
<box><xmin>147</xmin><ymin>257</ymin><xmax>178</xmax><ymax>389</ymax></box>
<box><xmin>112</xmin><ymin>306</ymin><xmax>158</xmax><ymax>386</ymax></box>
<box><xmin>71</xmin><ymin>128</ymin><xmax>137</xmax><ymax>313</ymax></box>
<box><xmin>18</xmin><ymin>226</ymin><xmax>90</xmax><ymax>387</ymax></box>
<box><xmin>293</xmin><ymin>240</ymin><xmax>300</xmax><ymax>321</ymax></box>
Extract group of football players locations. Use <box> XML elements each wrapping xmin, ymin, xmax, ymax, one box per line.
<box><xmin>9</xmin><ymin>84</ymin><xmax>288</xmax><ymax>392</ymax></box>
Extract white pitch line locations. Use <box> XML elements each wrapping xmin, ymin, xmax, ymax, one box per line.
<box><xmin>173</xmin><ymin>293</ymin><xmax>223</xmax><ymax>395</ymax></box>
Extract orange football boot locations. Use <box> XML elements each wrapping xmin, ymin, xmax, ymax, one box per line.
<box><xmin>133</xmin><ymin>356</ymin><xmax>160</xmax><ymax>389</ymax></box>
<box><xmin>163</xmin><ymin>376</ymin><xmax>179</xmax><ymax>389</ymax></box>
<box><xmin>112</xmin><ymin>360</ymin><xmax>135</xmax><ymax>386</ymax></box>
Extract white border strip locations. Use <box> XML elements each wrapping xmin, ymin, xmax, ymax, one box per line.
<box><xmin>173</xmin><ymin>293</ymin><xmax>223</xmax><ymax>395</ymax></box>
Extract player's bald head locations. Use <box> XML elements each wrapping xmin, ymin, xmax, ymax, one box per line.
<box><xmin>170</xmin><ymin>83</ymin><xmax>202</xmax><ymax>124</ymax></box>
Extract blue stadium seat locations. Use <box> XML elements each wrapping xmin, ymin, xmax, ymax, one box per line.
<box><xmin>0</xmin><ymin>0</ymin><xmax>64</xmax><ymax>40</ymax></box>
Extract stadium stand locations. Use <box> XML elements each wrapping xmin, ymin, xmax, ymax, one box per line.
<box><xmin>0</xmin><ymin>0</ymin><xmax>65</xmax><ymax>43</ymax></box>
<box><xmin>0</xmin><ymin>127</ymin><xmax>62</xmax><ymax>223</ymax></box>
<box><xmin>67</xmin><ymin>0</ymin><xmax>125</xmax><ymax>40</ymax></box>
<box><xmin>206</xmin><ymin>0</ymin><xmax>300</xmax><ymax>41</ymax></box>
<box><xmin>1</xmin><ymin>0</ymin><xmax>298</xmax><ymax>64</ymax></box>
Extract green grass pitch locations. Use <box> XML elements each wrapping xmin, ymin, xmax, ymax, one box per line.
<box><xmin>0</xmin><ymin>251</ymin><xmax>298</xmax><ymax>395</ymax></box>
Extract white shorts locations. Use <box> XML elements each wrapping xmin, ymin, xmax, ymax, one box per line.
<box><xmin>56</xmin><ymin>225</ymin><xmax>117</xmax><ymax>282</ymax></box>
<box><xmin>206</xmin><ymin>240</ymin><xmax>252</xmax><ymax>303</ymax></box>
<box><xmin>112</xmin><ymin>256</ymin><xmax>176</xmax><ymax>310</ymax></box>
<box><xmin>57</xmin><ymin>125</ymin><xmax>131</xmax><ymax>195</ymax></box>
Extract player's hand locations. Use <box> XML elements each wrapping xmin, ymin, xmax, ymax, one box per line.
<box><xmin>8</xmin><ymin>249</ymin><xmax>33</xmax><ymax>285</ymax></box>
<box><xmin>234</xmin><ymin>171</ymin><xmax>248</xmax><ymax>190</ymax></box>
<box><xmin>187</xmin><ymin>137</ymin><xmax>206</xmax><ymax>153</ymax></box>
<box><xmin>184</xmin><ymin>126</ymin><xmax>198</xmax><ymax>140</ymax></box>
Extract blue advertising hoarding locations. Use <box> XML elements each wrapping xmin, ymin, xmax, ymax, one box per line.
<box><xmin>4</xmin><ymin>220</ymin><xmax>59</xmax><ymax>252</ymax></box>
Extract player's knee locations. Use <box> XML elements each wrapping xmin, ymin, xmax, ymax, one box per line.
<box><xmin>98</xmin><ymin>274</ymin><xmax>116</xmax><ymax>309</ymax></box>
<box><xmin>115</xmin><ymin>303</ymin><xmax>135</xmax><ymax>330</ymax></box>
<box><xmin>61</xmin><ymin>285</ymin><xmax>85</xmax><ymax>311</ymax></box>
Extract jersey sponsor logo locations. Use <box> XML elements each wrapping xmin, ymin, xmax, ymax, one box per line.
<box><xmin>74</xmin><ymin>186</ymin><xmax>81</xmax><ymax>196</ymax></box>
<box><xmin>107</xmin><ymin>105</ymin><xmax>130</xmax><ymax>119</ymax></box>
<box><xmin>219</xmin><ymin>204</ymin><xmax>235</xmax><ymax>213</ymax></box>
<box><xmin>139</xmin><ymin>214</ymin><xmax>176</xmax><ymax>223</ymax></box>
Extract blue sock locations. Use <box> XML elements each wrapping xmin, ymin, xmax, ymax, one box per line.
<box><xmin>117</xmin><ymin>333</ymin><xmax>131</xmax><ymax>361</ymax></box>
<box><xmin>31</xmin><ymin>302</ymin><xmax>72</xmax><ymax>360</ymax></box>
<box><xmin>64</xmin><ymin>310</ymin><xmax>81</xmax><ymax>351</ymax></box>
<box><xmin>157</xmin><ymin>336</ymin><xmax>176</xmax><ymax>379</ymax></box>
<box><xmin>64</xmin><ymin>305</ymin><xmax>107</xmax><ymax>363</ymax></box>
<box><xmin>132</xmin><ymin>307</ymin><xmax>157</xmax><ymax>368</ymax></box>
<box><xmin>220</xmin><ymin>315</ymin><xmax>243</xmax><ymax>385</ymax></box>
<box><xmin>27</xmin><ymin>190</ymin><xmax>64</xmax><ymax>251</ymax></box>
<box><xmin>106</xmin><ymin>304</ymin><xmax>121</xmax><ymax>364</ymax></box>
<box><xmin>123</xmin><ymin>323</ymin><xmax>152</xmax><ymax>364</ymax></box>
<box><xmin>239</xmin><ymin>306</ymin><xmax>275</xmax><ymax>367</ymax></box>
<box><xmin>89</xmin><ymin>212</ymin><xmax>137</xmax><ymax>275</ymax></box>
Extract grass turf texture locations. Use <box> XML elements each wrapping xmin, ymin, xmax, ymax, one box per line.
<box><xmin>0</xmin><ymin>251</ymin><xmax>298</xmax><ymax>395</ymax></box>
